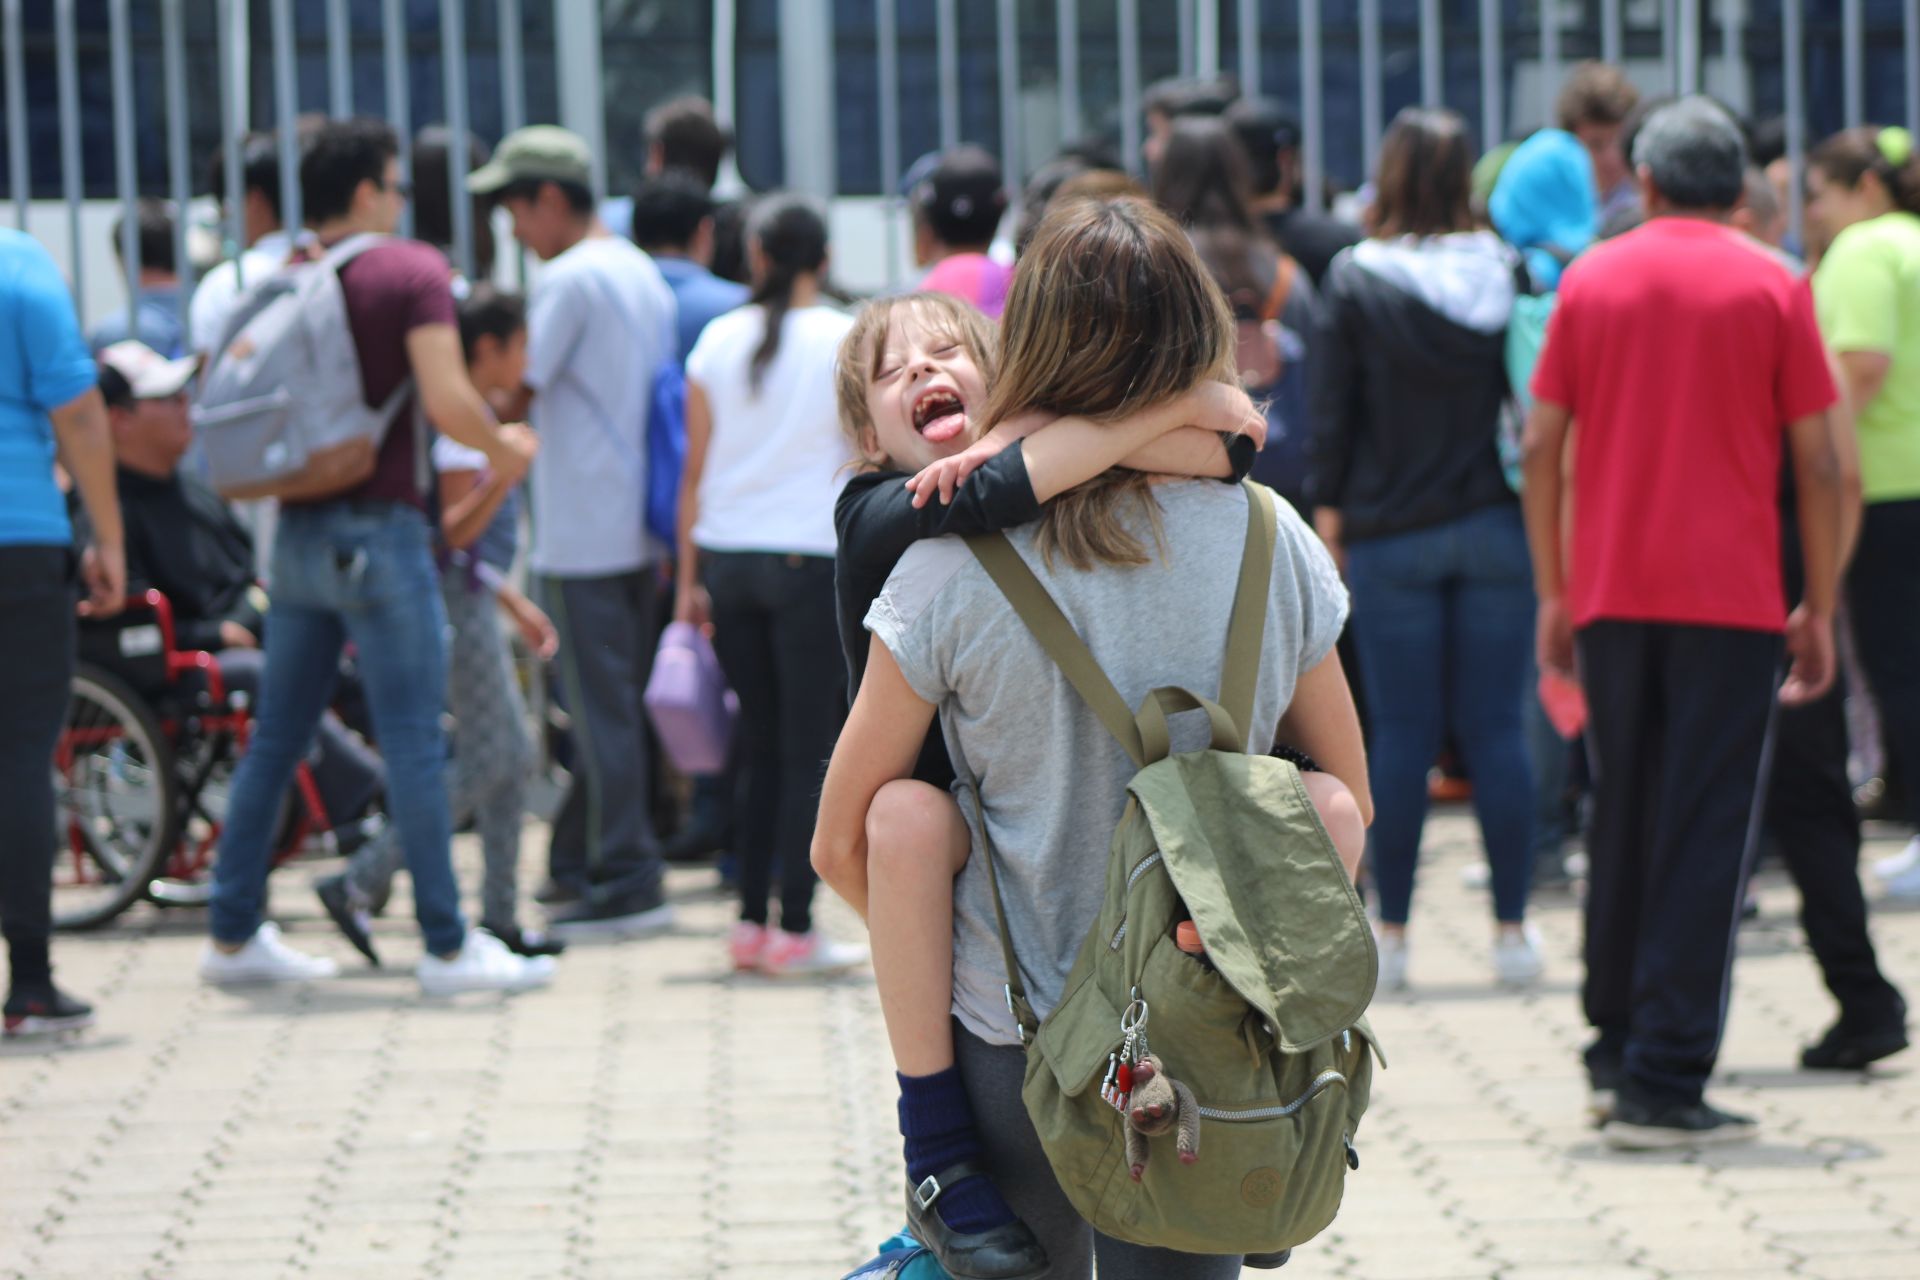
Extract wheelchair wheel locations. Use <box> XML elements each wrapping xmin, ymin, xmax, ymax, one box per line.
<box><xmin>146</xmin><ymin>731</ymin><xmax>291</xmax><ymax>908</ymax></box>
<box><xmin>52</xmin><ymin>664</ymin><xmax>180</xmax><ymax>931</ymax></box>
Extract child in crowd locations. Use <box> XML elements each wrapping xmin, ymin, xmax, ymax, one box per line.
<box><xmin>825</xmin><ymin>290</ymin><xmax>1366</xmax><ymax>1277</ymax></box>
<box><xmin>318</xmin><ymin>287</ymin><xmax>563</xmax><ymax>964</ymax></box>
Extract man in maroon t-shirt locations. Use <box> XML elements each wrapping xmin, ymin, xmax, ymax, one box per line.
<box><xmin>201</xmin><ymin>118</ymin><xmax>550</xmax><ymax>997</ymax></box>
<box><xmin>1523</xmin><ymin>98</ymin><xmax>1842</xmax><ymax>1152</ymax></box>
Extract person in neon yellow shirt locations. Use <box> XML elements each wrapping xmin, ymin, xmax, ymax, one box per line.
<box><xmin>1811</xmin><ymin>125</ymin><xmax>1920</xmax><ymax>914</ymax></box>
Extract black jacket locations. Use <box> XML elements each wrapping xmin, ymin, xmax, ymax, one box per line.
<box><xmin>1307</xmin><ymin>239</ymin><xmax>1517</xmax><ymax>542</ymax></box>
<box><xmin>117</xmin><ymin>466</ymin><xmax>265</xmax><ymax>651</ymax></box>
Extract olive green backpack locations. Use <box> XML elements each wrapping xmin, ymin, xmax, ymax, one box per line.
<box><xmin>962</xmin><ymin>481</ymin><xmax>1383</xmax><ymax>1257</ymax></box>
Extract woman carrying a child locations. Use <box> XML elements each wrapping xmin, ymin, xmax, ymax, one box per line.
<box><xmin>814</xmin><ymin>197</ymin><xmax>1370</xmax><ymax>1280</ymax></box>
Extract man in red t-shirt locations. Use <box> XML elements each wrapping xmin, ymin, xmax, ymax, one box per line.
<box><xmin>1523</xmin><ymin>98</ymin><xmax>1842</xmax><ymax>1152</ymax></box>
<box><xmin>201</xmin><ymin>119</ymin><xmax>551</xmax><ymax>997</ymax></box>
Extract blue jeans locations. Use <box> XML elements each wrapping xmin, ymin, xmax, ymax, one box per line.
<box><xmin>1344</xmin><ymin>503</ymin><xmax>1536</xmax><ymax>925</ymax></box>
<box><xmin>209</xmin><ymin>503</ymin><xmax>465</xmax><ymax>955</ymax></box>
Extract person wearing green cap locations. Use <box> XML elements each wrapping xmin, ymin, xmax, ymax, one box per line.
<box><xmin>469</xmin><ymin>125</ymin><xmax>683</xmax><ymax>937</ymax></box>
<box><xmin>1809</xmin><ymin>125</ymin><xmax>1920</xmax><ymax>925</ymax></box>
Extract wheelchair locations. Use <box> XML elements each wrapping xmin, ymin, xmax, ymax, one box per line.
<box><xmin>52</xmin><ymin>591</ymin><xmax>340</xmax><ymax>931</ymax></box>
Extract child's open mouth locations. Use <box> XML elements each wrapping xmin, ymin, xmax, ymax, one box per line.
<box><xmin>912</xmin><ymin>387</ymin><xmax>968</xmax><ymax>445</ymax></box>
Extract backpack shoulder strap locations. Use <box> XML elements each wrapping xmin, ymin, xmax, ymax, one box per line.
<box><xmin>1218</xmin><ymin>480</ymin><xmax>1278</xmax><ymax>747</ymax></box>
<box><xmin>1260</xmin><ymin>255</ymin><xmax>1298</xmax><ymax>323</ymax></box>
<box><xmin>965</xmin><ymin>533</ymin><xmax>1145</xmax><ymax>767</ymax></box>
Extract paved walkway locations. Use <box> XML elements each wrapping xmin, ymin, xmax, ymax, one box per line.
<box><xmin>3</xmin><ymin>812</ymin><xmax>1917</xmax><ymax>1280</ymax></box>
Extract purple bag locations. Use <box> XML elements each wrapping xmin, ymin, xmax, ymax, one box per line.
<box><xmin>644</xmin><ymin>622</ymin><xmax>739</xmax><ymax>775</ymax></box>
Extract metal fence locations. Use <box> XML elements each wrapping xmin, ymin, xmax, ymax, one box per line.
<box><xmin>5</xmin><ymin>1</ymin><xmax>1919</xmax><ymax>331</ymax></box>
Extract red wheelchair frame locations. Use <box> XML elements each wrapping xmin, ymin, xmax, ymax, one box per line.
<box><xmin>53</xmin><ymin>590</ymin><xmax>339</xmax><ymax>930</ymax></box>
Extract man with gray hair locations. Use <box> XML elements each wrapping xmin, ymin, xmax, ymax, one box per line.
<box><xmin>1521</xmin><ymin>97</ymin><xmax>1844</xmax><ymax>1150</ymax></box>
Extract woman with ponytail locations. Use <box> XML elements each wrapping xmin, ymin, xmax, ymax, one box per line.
<box><xmin>674</xmin><ymin>195</ymin><xmax>867</xmax><ymax>975</ymax></box>
<box><xmin>1809</xmin><ymin>126</ymin><xmax>1920</xmax><ymax>903</ymax></box>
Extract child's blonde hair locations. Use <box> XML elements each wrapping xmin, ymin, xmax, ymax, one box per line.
<box><xmin>984</xmin><ymin>195</ymin><xmax>1236</xmax><ymax>569</ymax></box>
<box><xmin>833</xmin><ymin>292</ymin><xmax>999</xmax><ymax>465</ymax></box>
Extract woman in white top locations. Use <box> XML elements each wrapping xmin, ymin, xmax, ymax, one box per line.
<box><xmin>675</xmin><ymin>195</ymin><xmax>865</xmax><ymax>978</ymax></box>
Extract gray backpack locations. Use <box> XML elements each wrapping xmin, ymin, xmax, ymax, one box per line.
<box><xmin>193</xmin><ymin>234</ymin><xmax>414</xmax><ymax>499</ymax></box>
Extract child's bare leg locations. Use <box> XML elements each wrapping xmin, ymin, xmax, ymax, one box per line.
<box><xmin>1302</xmin><ymin>770</ymin><xmax>1367</xmax><ymax>884</ymax></box>
<box><xmin>865</xmin><ymin>779</ymin><xmax>970</xmax><ymax>1077</ymax></box>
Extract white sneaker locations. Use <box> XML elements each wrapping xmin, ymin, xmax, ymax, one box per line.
<box><xmin>1879</xmin><ymin>847</ymin><xmax>1920</xmax><ymax>903</ymax></box>
<box><xmin>1872</xmin><ymin>836</ymin><xmax>1920</xmax><ymax>884</ymax></box>
<box><xmin>758</xmin><ymin>930</ymin><xmax>869</xmax><ymax>978</ymax></box>
<box><xmin>1375</xmin><ymin>930</ymin><xmax>1408</xmax><ymax>992</ymax></box>
<box><xmin>417</xmin><ymin>929</ymin><xmax>556</xmax><ymax>996</ymax></box>
<box><xmin>1493</xmin><ymin>923</ymin><xmax>1546</xmax><ymax>987</ymax></box>
<box><xmin>199</xmin><ymin>922</ymin><xmax>339</xmax><ymax>985</ymax></box>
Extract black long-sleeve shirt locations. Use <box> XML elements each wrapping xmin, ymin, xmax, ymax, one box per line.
<box><xmin>834</xmin><ymin>450</ymin><xmax>1043</xmax><ymax>789</ymax></box>
<box><xmin>115</xmin><ymin>466</ymin><xmax>265</xmax><ymax>652</ymax></box>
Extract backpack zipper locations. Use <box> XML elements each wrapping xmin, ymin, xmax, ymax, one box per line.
<box><xmin>1194</xmin><ymin>1069</ymin><xmax>1347</xmax><ymax>1122</ymax></box>
<box><xmin>1107</xmin><ymin>851</ymin><xmax>1165</xmax><ymax>950</ymax></box>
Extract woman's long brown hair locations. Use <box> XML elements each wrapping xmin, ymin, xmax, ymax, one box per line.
<box><xmin>982</xmin><ymin>196</ymin><xmax>1235</xmax><ymax>569</ymax></box>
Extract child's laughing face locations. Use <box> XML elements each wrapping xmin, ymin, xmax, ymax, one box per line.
<box><xmin>861</xmin><ymin>308</ymin><xmax>990</xmax><ymax>473</ymax></box>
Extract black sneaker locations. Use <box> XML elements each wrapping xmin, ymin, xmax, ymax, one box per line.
<box><xmin>4</xmin><ymin>983</ymin><xmax>95</xmax><ymax>1038</ymax></box>
<box><xmin>1244</xmin><ymin>1249</ymin><xmax>1292</xmax><ymax>1268</ymax></box>
<box><xmin>315</xmin><ymin>873</ymin><xmax>381</xmax><ymax>967</ymax></box>
<box><xmin>1801</xmin><ymin>1013</ymin><xmax>1909</xmax><ymax>1072</ymax></box>
<box><xmin>481</xmin><ymin>922</ymin><xmax>568</xmax><ymax>958</ymax></box>
<box><xmin>532</xmin><ymin>877</ymin><xmax>587</xmax><ymax>906</ymax></box>
<box><xmin>1602</xmin><ymin>1096</ymin><xmax>1758</xmax><ymax>1152</ymax></box>
<box><xmin>547</xmin><ymin>886</ymin><xmax>675</xmax><ymax>939</ymax></box>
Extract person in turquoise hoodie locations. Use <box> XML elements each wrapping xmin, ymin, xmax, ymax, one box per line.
<box><xmin>1489</xmin><ymin>128</ymin><xmax>1599</xmax><ymax>290</ymax></box>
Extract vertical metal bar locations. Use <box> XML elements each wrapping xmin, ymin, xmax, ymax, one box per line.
<box><xmin>498</xmin><ymin>0</ymin><xmax>526</xmax><ymax>131</ymax></box>
<box><xmin>1678</xmin><ymin>0</ymin><xmax>1699</xmax><ymax>95</ymax></box>
<box><xmin>775</xmin><ymin>0</ymin><xmax>836</xmax><ymax>198</ymax></box>
<box><xmin>1908</xmin><ymin>0</ymin><xmax>1920</xmax><ymax>135</ymax></box>
<box><xmin>1662</xmin><ymin>0</ymin><xmax>1678</xmax><ymax>94</ymax></box>
<box><xmin>1237</xmin><ymin>0</ymin><xmax>1258</xmax><ymax>96</ymax></box>
<box><xmin>1058</xmin><ymin>0</ymin><xmax>1082</xmax><ymax>146</ymax></box>
<box><xmin>1196</xmin><ymin>0</ymin><xmax>1219</xmax><ymax>76</ymax></box>
<box><xmin>1542</xmin><ymin>0</ymin><xmax>1562</xmax><ymax>124</ymax></box>
<box><xmin>442</xmin><ymin>0</ymin><xmax>474</xmax><ymax>278</ymax></box>
<box><xmin>556</xmin><ymin>0</ymin><xmax>609</xmax><ymax>199</ymax></box>
<box><xmin>1119</xmin><ymin>0</ymin><xmax>1142</xmax><ymax>176</ymax></box>
<box><xmin>1177</xmin><ymin>0</ymin><xmax>1195</xmax><ymax>77</ymax></box>
<box><xmin>1479</xmin><ymin>0</ymin><xmax>1502</xmax><ymax>146</ymax></box>
<box><xmin>1601</xmin><ymin>0</ymin><xmax>1623</xmax><ymax>66</ymax></box>
<box><xmin>163</xmin><ymin>0</ymin><xmax>193</xmax><ymax>327</ymax></box>
<box><xmin>271</xmin><ymin>0</ymin><xmax>302</xmax><ymax>233</ymax></box>
<box><xmin>1843</xmin><ymin>0</ymin><xmax>1865</xmax><ymax>128</ymax></box>
<box><xmin>712</xmin><ymin>0</ymin><xmax>736</xmax><ymax>131</ymax></box>
<box><xmin>219</xmin><ymin>0</ymin><xmax>247</xmax><ymax>269</ymax></box>
<box><xmin>4</xmin><ymin>0</ymin><xmax>30</xmax><ymax>231</ymax></box>
<box><xmin>55</xmin><ymin>0</ymin><xmax>82</xmax><ymax>307</ymax></box>
<box><xmin>1301</xmin><ymin>0</ymin><xmax>1323</xmax><ymax>213</ymax></box>
<box><xmin>328</xmin><ymin>0</ymin><xmax>354</xmax><ymax>117</ymax></box>
<box><xmin>996</xmin><ymin>0</ymin><xmax>1019</xmax><ymax>189</ymax></box>
<box><xmin>1420</xmin><ymin>0</ymin><xmax>1443</xmax><ymax>106</ymax></box>
<box><xmin>1360</xmin><ymin>0</ymin><xmax>1382</xmax><ymax>177</ymax></box>
<box><xmin>1719</xmin><ymin>0</ymin><xmax>1745</xmax><ymax>115</ymax></box>
<box><xmin>1784</xmin><ymin>0</ymin><xmax>1805</xmax><ymax>251</ymax></box>
<box><xmin>110</xmin><ymin>0</ymin><xmax>141</xmax><ymax>329</ymax></box>
<box><xmin>937</xmin><ymin>0</ymin><xmax>960</xmax><ymax>150</ymax></box>
<box><xmin>879</xmin><ymin>0</ymin><xmax>902</xmax><ymax>285</ymax></box>
<box><xmin>384</xmin><ymin>0</ymin><xmax>414</xmax><ymax>236</ymax></box>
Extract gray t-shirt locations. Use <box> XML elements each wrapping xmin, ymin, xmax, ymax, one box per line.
<box><xmin>865</xmin><ymin>481</ymin><xmax>1348</xmax><ymax>1045</ymax></box>
<box><xmin>525</xmin><ymin>234</ymin><xmax>678</xmax><ymax>577</ymax></box>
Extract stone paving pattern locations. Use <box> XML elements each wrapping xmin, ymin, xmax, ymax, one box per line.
<box><xmin>3</xmin><ymin>812</ymin><xmax>1917</xmax><ymax>1280</ymax></box>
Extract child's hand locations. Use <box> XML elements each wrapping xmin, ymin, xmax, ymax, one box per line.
<box><xmin>1189</xmin><ymin>382</ymin><xmax>1268</xmax><ymax>450</ymax></box>
<box><xmin>907</xmin><ymin>432</ymin><xmax>1011</xmax><ymax>508</ymax></box>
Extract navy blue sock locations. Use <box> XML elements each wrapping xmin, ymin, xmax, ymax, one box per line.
<box><xmin>898</xmin><ymin>1066</ymin><xmax>1017</xmax><ymax>1235</ymax></box>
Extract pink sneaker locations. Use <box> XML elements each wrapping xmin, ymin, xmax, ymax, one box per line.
<box><xmin>728</xmin><ymin>922</ymin><xmax>769</xmax><ymax>971</ymax></box>
<box><xmin>759</xmin><ymin>929</ymin><xmax>869</xmax><ymax>978</ymax></box>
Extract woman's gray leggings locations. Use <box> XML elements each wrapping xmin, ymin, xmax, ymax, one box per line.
<box><xmin>953</xmin><ymin>1022</ymin><xmax>1247</xmax><ymax>1280</ymax></box>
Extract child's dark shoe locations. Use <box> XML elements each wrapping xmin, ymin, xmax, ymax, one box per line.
<box><xmin>905</xmin><ymin>1162</ymin><xmax>1048</xmax><ymax>1280</ymax></box>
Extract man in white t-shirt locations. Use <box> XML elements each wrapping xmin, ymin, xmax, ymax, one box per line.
<box><xmin>470</xmin><ymin>125</ymin><xmax>680</xmax><ymax>937</ymax></box>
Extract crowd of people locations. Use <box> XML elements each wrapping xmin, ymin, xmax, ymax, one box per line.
<box><xmin>1</xmin><ymin>58</ymin><xmax>1917</xmax><ymax>1279</ymax></box>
